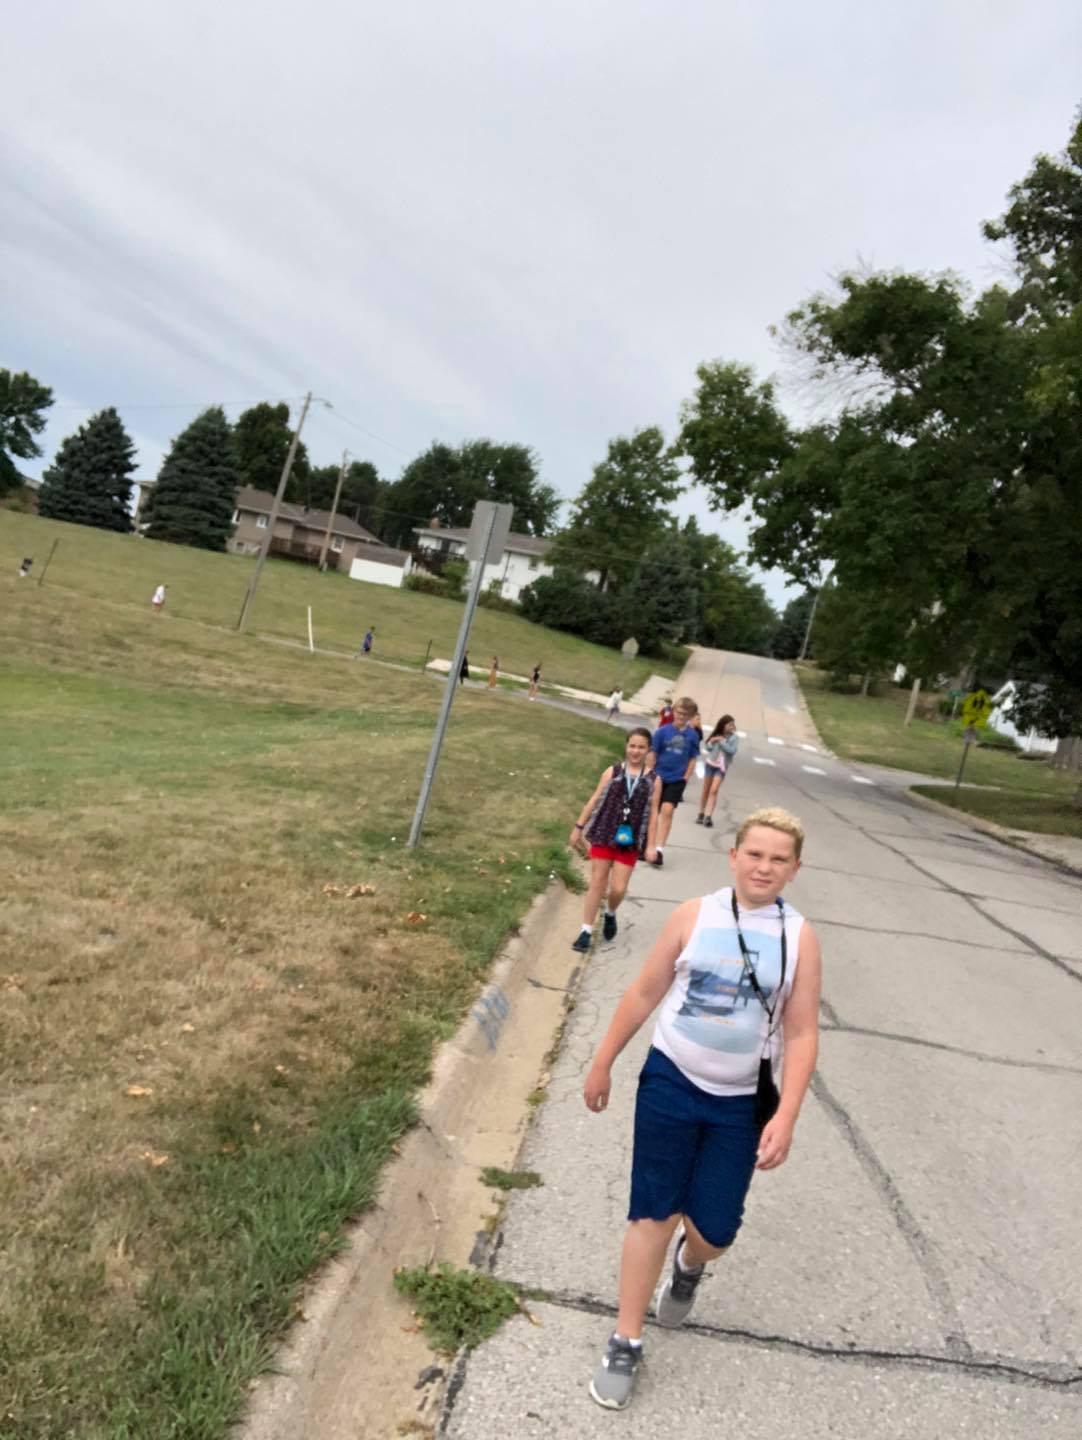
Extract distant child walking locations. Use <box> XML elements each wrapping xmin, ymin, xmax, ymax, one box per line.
<box><xmin>152</xmin><ymin>584</ymin><xmax>166</xmax><ymax>614</ymax></box>
<box><xmin>487</xmin><ymin>656</ymin><xmax>499</xmax><ymax>689</ymax></box>
<box><xmin>568</xmin><ymin>729</ymin><xmax>661</xmax><ymax>953</ymax></box>
<box><xmin>584</xmin><ymin>808</ymin><xmax>822</xmax><ymax>1410</ymax></box>
<box><xmin>460</xmin><ymin>652</ymin><xmax>471</xmax><ymax>685</ymax></box>
<box><xmin>529</xmin><ymin>663</ymin><xmax>542</xmax><ymax>701</ymax></box>
<box><xmin>696</xmin><ymin>715</ymin><xmax>739</xmax><ymax>827</ymax></box>
<box><xmin>606</xmin><ymin>688</ymin><xmax>622</xmax><ymax>722</ymax></box>
<box><xmin>649</xmin><ymin>696</ymin><xmax>700</xmax><ymax>868</ymax></box>
<box><xmin>354</xmin><ymin>626</ymin><xmax>374</xmax><ymax>657</ymax></box>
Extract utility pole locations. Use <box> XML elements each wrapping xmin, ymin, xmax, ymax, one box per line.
<box><xmin>798</xmin><ymin>582</ymin><xmax>824</xmax><ymax>662</ymax></box>
<box><xmin>237</xmin><ymin>392</ymin><xmax>313</xmax><ymax>632</ymax></box>
<box><xmin>318</xmin><ymin>449</ymin><xmax>349</xmax><ymax>570</ymax></box>
<box><xmin>407</xmin><ymin>501</ymin><xmax>511</xmax><ymax>849</ymax></box>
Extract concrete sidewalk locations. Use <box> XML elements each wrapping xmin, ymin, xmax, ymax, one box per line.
<box><xmin>438</xmin><ymin>650</ymin><xmax>1082</xmax><ymax>1438</ymax></box>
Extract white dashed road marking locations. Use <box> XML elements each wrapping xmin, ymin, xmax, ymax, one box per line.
<box><xmin>802</xmin><ymin>765</ymin><xmax>827</xmax><ymax>775</ymax></box>
<box><xmin>800</xmin><ymin>744</ymin><xmax>818</xmax><ymax>753</ymax></box>
<box><xmin>767</xmin><ymin>737</ymin><xmax>785</xmax><ymax>746</ymax></box>
<box><xmin>753</xmin><ymin>757</ymin><xmax>777</xmax><ymax>766</ymax></box>
<box><xmin>852</xmin><ymin>776</ymin><xmax>875</xmax><ymax>785</ymax></box>
<box><xmin>736</xmin><ymin>730</ymin><xmax>748</xmax><ymax>738</ymax></box>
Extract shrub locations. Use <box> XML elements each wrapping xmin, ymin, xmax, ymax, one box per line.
<box><xmin>404</xmin><ymin>570</ymin><xmax>451</xmax><ymax>598</ymax></box>
<box><xmin>443</xmin><ymin>558</ymin><xmax>469</xmax><ymax>599</ymax></box>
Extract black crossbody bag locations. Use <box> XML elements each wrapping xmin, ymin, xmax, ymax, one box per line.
<box><xmin>730</xmin><ymin>892</ymin><xmax>787</xmax><ymax>1129</ymax></box>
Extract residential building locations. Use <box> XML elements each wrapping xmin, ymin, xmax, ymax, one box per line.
<box><xmin>229</xmin><ymin>487</ymin><xmax>384</xmax><ymax>571</ymax></box>
<box><xmin>412</xmin><ymin>522</ymin><xmax>599</xmax><ymax>602</ymax></box>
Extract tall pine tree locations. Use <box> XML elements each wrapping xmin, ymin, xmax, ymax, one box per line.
<box><xmin>145</xmin><ymin>407</ymin><xmax>239</xmax><ymax>551</ymax></box>
<box><xmin>38</xmin><ymin>407</ymin><xmax>136</xmax><ymax>531</ymax></box>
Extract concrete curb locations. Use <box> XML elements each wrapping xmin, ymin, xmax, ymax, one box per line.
<box><xmin>904</xmin><ymin>787</ymin><xmax>1082</xmax><ymax>878</ymax></box>
<box><xmin>786</xmin><ymin>661</ymin><xmax>836</xmax><ymax>758</ymax></box>
<box><xmin>237</xmin><ymin>873</ymin><xmax>588</xmax><ymax>1440</ymax></box>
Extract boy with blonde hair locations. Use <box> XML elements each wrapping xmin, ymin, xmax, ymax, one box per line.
<box><xmin>584</xmin><ymin>808</ymin><xmax>822</xmax><ymax>1410</ymax></box>
<box><xmin>648</xmin><ymin>696</ymin><xmax>700</xmax><ymax>868</ymax></box>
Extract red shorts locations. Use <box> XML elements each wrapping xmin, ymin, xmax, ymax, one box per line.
<box><xmin>589</xmin><ymin>844</ymin><xmax>638</xmax><ymax>869</ymax></box>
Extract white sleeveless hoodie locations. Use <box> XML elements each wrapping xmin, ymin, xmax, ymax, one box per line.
<box><xmin>652</xmin><ymin>886</ymin><xmax>804</xmax><ymax>1096</ymax></box>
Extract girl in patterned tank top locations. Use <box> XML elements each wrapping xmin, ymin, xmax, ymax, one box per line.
<box><xmin>567</xmin><ymin>729</ymin><xmax>661</xmax><ymax>954</ymax></box>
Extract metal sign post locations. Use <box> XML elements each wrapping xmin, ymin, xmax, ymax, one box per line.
<box><xmin>406</xmin><ymin>501</ymin><xmax>513</xmax><ymax>849</ymax></box>
<box><xmin>955</xmin><ymin>725</ymin><xmax>978</xmax><ymax>789</ymax></box>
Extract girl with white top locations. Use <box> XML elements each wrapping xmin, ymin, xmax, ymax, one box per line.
<box><xmin>695</xmin><ymin>714</ymin><xmax>738</xmax><ymax>828</ymax></box>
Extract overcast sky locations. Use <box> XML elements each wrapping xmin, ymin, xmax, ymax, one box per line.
<box><xmin>2</xmin><ymin>2</ymin><xmax>1080</xmax><ymax>605</ymax></box>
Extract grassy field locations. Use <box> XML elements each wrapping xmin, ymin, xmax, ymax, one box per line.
<box><xmin>795</xmin><ymin>664</ymin><xmax>1082</xmax><ymax>839</ymax></box>
<box><xmin>0</xmin><ymin>511</ymin><xmax>680</xmax><ymax>696</ymax></box>
<box><xmin>0</xmin><ymin>565</ymin><xmax>621</xmax><ymax>1438</ymax></box>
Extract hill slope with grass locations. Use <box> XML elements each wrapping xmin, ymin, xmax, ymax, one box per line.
<box><xmin>0</xmin><ymin>510</ymin><xmax>680</xmax><ymax>695</ymax></box>
<box><xmin>0</xmin><ymin>564</ymin><xmax>625</xmax><ymax>1438</ymax></box>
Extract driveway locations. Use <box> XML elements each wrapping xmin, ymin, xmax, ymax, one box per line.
<box><xmin>440</xmin><ymin>649</ymin><xmax>1082</xmax><ymax>1438</ymax></box>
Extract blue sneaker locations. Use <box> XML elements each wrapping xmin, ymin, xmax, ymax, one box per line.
<box><xmin>655</xmin><ymin>1232</ymin><xmax>705</xmax><ymax>1327</ymax></box>
<box><xmin>602</xmin><ymin>911</ymin><xmax>617</xmax><ymax>941</ymax></box>
<box><xmin>571</xmin><ymin>930</ymin><xmax>592</xmax><ymax>953</ymax></box>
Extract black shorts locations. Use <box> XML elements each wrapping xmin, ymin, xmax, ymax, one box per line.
<box><xmin>660</xmin><ymin>779</ymin><xmax>686</xmax><ymax>808</ymax></box>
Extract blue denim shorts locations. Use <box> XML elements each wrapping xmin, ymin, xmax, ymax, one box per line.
<box><xmin>628</xmin><ymin>1047</ymin><xmax>760</xmax><ymax>1248</ymax></box>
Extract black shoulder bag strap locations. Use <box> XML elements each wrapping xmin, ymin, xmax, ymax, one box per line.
<box><xmin>731</xmin><ymin>891</ymin><xmax>787</xmax><ymax>1128</ymax></box>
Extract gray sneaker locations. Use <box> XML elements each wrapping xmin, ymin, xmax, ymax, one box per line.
<box><xmin>589</xmin><ymin>1333</ymin><xmax>643</xmax><ymax>1409</ymax></box>
<box><xmin>654</xmin><ymin>1234</ymin><xmax>705</xmax><ymax>1327</ymax></box>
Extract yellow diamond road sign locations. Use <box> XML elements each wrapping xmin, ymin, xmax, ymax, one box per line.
<box><xmin>960</xmin><ymin>689</ymin><xmax>993</xmax><ymax>728</ymax></box>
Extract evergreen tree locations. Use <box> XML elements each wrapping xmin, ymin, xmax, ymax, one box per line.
<box><xmin>145</xmin><ymin>407</ymin><xmax>239</xmax><ymax>551</ymax></box>
<box><xmin>622</xmin><ymin>528</ymin><xmax>701</xmax><ymax>654</ymax></box>
<box><xmin>38</xmin><ymin>407</ymin><xmax>136</xmax><ymax>532</ymax></box>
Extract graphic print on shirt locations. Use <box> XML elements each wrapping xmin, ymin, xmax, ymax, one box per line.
<box><xmin>672</xmin><ymin>925</ymin><xmax>782</xmax><ymax>1056</ymax></box>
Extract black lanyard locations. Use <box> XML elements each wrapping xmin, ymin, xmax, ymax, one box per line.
<box><xmin>731</xmin><ymin>891</ymin><xmax>787</xmax><ymax>1030</ymax></box>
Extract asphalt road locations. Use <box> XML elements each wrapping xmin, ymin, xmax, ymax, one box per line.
<box><xmin>440</xmin><ymin>649</ymin><xmax>1082</xmax><ymax>1438</ymax></box>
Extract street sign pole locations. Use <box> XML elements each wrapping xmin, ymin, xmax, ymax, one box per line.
<box><xmin>406</xmin><ymin>501</ymin><xmax>512</xmax><ymax>849</ymax></box>
<box><xmin>955</xmin><ymin>725</ymin><xmax>978</xmax><ymax>789</ymax></box>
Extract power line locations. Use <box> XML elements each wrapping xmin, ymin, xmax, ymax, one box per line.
<box><xmin>48</xmin><ymin>396</ymin><xmax>306</xmax><ymax>413</ymax></box>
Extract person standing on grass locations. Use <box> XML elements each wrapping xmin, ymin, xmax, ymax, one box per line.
<box><xmin>353</xmin><ymin>626</ymin><xmax>374</xmax><ymax>658</ymax></box>
<box><xmin>583</xmin><ymin>807</ymin><xmax>821</xmax><ymax>1411</ymax></box>
<box><xmin>487</xmin><ymin>655</ymin><xmax>499</xmax><ymax>689</ymax></box>
<box><xmin>152</xmin><ymin>583</ymin><xmax>166</xmax><ymax>614</ymax></box>
<box><xmin>460</xmin><ymin>652</ymin><xmax>471</xmax><ymax>685</ymax></box>
<box><xmin>568</xmin><ymin>729</ymin><xmax>661</xmax><ymax>953</ymax></box>
<box><xmin>696</xmin><ymin>715</ymin><xmax>739</xmax><ymax>828</ymax></box>
<box><xmin>648</xmin><ymin>696</ymin><xmax>700</xmax><ymax>869</ymax></box>
<box><xmin>606</xmin><ymin>688</ymin><xmax>622</xmax><ymax>722</ymax></box>
<box><xmin>529</xmin><ymin>663</ymin><xmax>542</xmax><ymax>701</ymax></box>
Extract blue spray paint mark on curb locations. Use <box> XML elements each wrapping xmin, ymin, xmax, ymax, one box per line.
<box><xmin>471</xmin><ymin>986</ymin><xmax>510</xmax><ymax>1050</ymax></box>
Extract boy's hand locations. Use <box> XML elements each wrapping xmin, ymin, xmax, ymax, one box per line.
<box><xmin>584</xmin><ymin>1063</ymin><xmax>612</xmax><ymax>1113</ymax></box>
<box><xmin>755</xmin><ymin>1113</ymin><xmax>795</xmax><ymax>1170</ymax></box>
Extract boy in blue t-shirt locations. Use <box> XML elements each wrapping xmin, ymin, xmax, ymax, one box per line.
<box><xmin>648</xmin><ymin>696</ymin><xmax>700</xmax><ymax>868</ymax></box>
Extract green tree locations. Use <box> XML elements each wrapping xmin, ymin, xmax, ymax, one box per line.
<box><xmin>621</xmin><ymin>527</ymin><xmax>700</xmax><ymax>654</ymax></box>
<box><xmin>379</xmin><ymin>439</ymin><xmax>557</xmax><ymax>547</ymax></box>
<box><xmin>233</xmin><ymin>402</ymin><xmax>311</xmax><ymax>502</ymax></box>
<box><xmin>518</xmin><ymin>569</ymin><xmax>624</xmax><ymax>648</ymax></box>
<box><xmin>549</xmin><ymin>427</ymin><xmax>683</xmax><ymax>590</ymax></box>
<box><xmin>306</xmin><ymin>459</ymin><xmax>385</xmax><ymax>530</ymax></box>
<box><xmin>144</xmin><ymin>408</ymin><xmax>239</xmax><ymax>551</ymax></box>
<box><xmin>772</xmin><ymin>590</ymin><xmax>815</xmax><ymax>659</ymax></box>
<box><xmin>37</xmin><ymin>408</ymin><xmax>136</xmax><ymax>532</ymax></box>
<box><xmin>0</xmin><ymin>369</ymin><xmax>53</xmax><ymax>497</ymax></box>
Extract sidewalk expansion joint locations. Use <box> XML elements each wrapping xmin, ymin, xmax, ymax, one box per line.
<box><xmin>525</xmin><ymin>1288</ymin><xmax>1082</xmax><ymax>1391</ymax></box>
<box><xmin>819</xmin><ymin>1020</ymin><xmax>1082</xmax><ymax>1077</ymax></box>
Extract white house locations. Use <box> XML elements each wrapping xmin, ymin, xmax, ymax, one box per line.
<box><xmin>987</xmin><ymin>681</ymin><xmax>1058</xmax><ymax>755</ymax></box>
<box><xmin>349</xmin><ymin>542</ymin><xmax>413</xmax><ymax>589</ymax></box>
<box><xmin>412</xmin><ymin>523</ymin><xmax>599</xmax><ymax>602</ymax></box>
